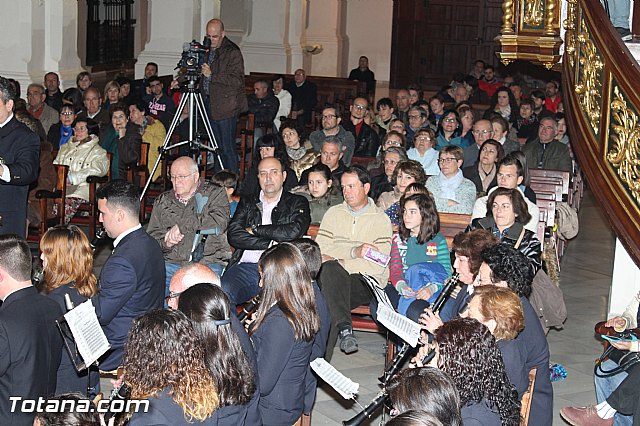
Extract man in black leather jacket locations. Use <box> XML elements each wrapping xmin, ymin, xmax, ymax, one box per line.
<box><xmin>221</xmin><ymin>157</ymin><xmax>311</xmax><ymax>307</ymax></box>
<box><xmin>342</xmin><ymin>97</ymin><xmax>380</xmax><ymax>157</ymax></box>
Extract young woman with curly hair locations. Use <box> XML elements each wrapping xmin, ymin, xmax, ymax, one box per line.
<box><xmin>433</xmin><ymin>317</ymin><xmax>521</xmax><ymax>426</ymax></box>
<box><xmin>124</xmin><ymin>309</ymin><xmax>219</xmax><ymax>425</ymax></box>
<box><xmin>41</xmin><ymin>225</ymin><xmax>99</xmax><ymax>397</ymax></box>
<box><xmin>249</xmin><ymin>242</ymin><xmax>320</xmax><ymax>424</ymax></box>
<box><xmin>178</xmin><ymin>283</ymin><xmax>261</xmax><ymax>425</ymax></box>
<box><xmin>377</xmin><ymin>160</ymin><xmax>428</xmax><ymax>226</ymax></box>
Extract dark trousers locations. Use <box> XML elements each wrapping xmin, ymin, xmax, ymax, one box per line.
<box><xmin>607</xmin><ymin>363</ymin><xmax>640</xmax><ymax>425</ymax></box>
<box><xmin>221</xmin><ymin>262</ymin><xmax>260</xmax><ymax>310</ymax></box>
<box><xmin>317</xmin><ymin>261</ymin><xmax>372</xmax><ymax>361</ymax></box>
<box><xmin>212</xmin><ymin>116</ymin><xmax>238</xmax><ymax>172</ymax></box>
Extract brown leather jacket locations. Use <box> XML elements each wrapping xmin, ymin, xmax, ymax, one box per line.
<box><xmin>206</xmin><ymin>37</ymin><xmax>248</xmax><ymax>120</ymax></box>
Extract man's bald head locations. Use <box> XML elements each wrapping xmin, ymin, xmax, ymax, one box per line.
<box><xmin>168</xmin><ymin>263</ymin><xmax>220</xmax><ymax>309</ymax></box>
<box><xmin>206</xmin><ymin>19</ymin><xmax>225</xmax><ymax>49</ymax></box>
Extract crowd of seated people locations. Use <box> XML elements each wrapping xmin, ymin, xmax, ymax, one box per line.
<box><xmin>0</xmin><ymin>59</ymin><xmax>580</xmax><ymax>426</ymax></box>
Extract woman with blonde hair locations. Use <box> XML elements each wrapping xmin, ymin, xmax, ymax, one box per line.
<box><xmin>125</xmin><ymin>309</ymin><xmax>220</xmax><ymax>425</ymax></box>
<box><xmin>250</xmin><ymin>243</ymin><xmax>320</xmax><ymax>424</ymax></box>
<box><xmin>42</xmin><ymin>225</ymin><xmax>99</xmax><ymax>397</ymax></box>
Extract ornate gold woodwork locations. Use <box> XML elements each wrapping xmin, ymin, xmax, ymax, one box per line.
<box><xmin>563</xmin><ymin>0</ymin><xmax>578</xmax><ymax>68</ymax></box>
<box><xmin>574</xmin><ymin>18</ymin><xmax>603</xmax><ymax>135</ymax></box>
<box><xmin>524</xmin><ymin>0</ymin><xmax>544</xmax><ymax>27</ymax></box>
<box><xmin>501</xmin><ymin>0</ymin><xmax>515</xmax><ymax>34</ymax></box>
<box><xmin>608</xmin><ymin>85</ymin><xmax>640</xmax><ymax>204</ymax></box>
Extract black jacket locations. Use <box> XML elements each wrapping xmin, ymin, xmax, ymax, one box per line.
<box><xmin>342</xmin><ymin>120</ymin><xmax>380</xmax><ymax>157</ymax></box>
<box><xmin>247</xmin><ymin>93</ymin><xmax>280</xmax><ymax>126</ymax></box>
<box><xmin>462</xmin><ymin>165</ymin><xmax>498</xmax><ymax>196</ymax></box>
<box><xmin>227</xmin><ymin>191</ymin><xmax>311</xmax><ymax>267</ymax></box>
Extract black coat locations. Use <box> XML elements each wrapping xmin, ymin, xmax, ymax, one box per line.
<box><xmin>247</xmin><ymin>93</ymin><xmax>280</xmax><ymax>126</ymax></box>
<box><xmin>227</xmin><ymin>191</ymin><xmax>311</xmax><ymax>268</ymax></box>
<box><xmin>342</xmin><ymin>120</ymin><xmax>380</xmax><ymax>157</ymax></box>
<box><xmin>303</xmin><ymin>282</ymin><xmax>331</xmax><ymax>413</ymax></box>
<box><xmin>462</xmin><ymin>165</ymin><xmax>498</xmax><ymax>195</ymax></box>
<box><xmin>285</xmin><ymin>80</ymin><xmax>317</xmax><ymax>125</ymax></box>
<box><xmin>0</xmin><ymin>117</ymin><xmax>40</xmax><ymax>237</ymax></box>
<box><xmin>370</xmin><ymin>173</ymin><xmax>393</xmax><ymax>202</ymax></box>
<box><xmin>0</xmin><ymin>286</ymin><xmax>63</xmax><ymax>426</ymax></box>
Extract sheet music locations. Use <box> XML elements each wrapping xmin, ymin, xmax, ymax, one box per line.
<box><xmin>310</xmin><ymin>358</ymin><xmax>359</xmax><ymax>400</ymax></box>
<box><xmin>376</xmin><ymin>304</ymin><xmax>421</xmax><ymax>347</ymax></box>
<box><xmin>361</xmin><ymin>274</ymin><xmax>393</xmax><ymax>309</ymax></box>
<box><xmin>64</xmin><ymin>300</ymin><xmax>111</xmax><ymax>367</ymax></box>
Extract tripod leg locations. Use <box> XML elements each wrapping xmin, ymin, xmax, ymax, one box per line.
<box><xmin>194</xmin><ymin>93</ymin><xmax>225</xmax><ymax>171</ymax></box>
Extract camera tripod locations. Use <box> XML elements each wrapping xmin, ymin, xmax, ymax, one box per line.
<box><xmin>140</xmin><ymin>73</ymin><xmax>223</xmax><ymax>200</ymax></box>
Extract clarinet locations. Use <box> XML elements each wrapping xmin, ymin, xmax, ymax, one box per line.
<box><xmin>90</xmin><ymin>227</ymin><xmax>108</xmax><ymax>250</ymax></box>
<box><xmin>377</xmin><ymin>272</ymin><xmax>460</xmax><ymax>384</ymax></box>
<box><xmin>342</xmin><ymin>391</ymin><xmax>388</xmax><ymax>426</ymax></box>
<box><xmin>237</xmin><ymin>295</ymin><xmax>261</xmax><ymax>325</ymax></box>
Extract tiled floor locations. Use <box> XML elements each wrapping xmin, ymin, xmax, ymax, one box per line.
<box><xmin>94</xmin><ymin>188</ymin><xmax>614</xmax><ymax>425</ymax></box>
<box><xmin>310</xmin><ymin>189</ymin><xmax>615</xmax><ymax>425</ymax></box>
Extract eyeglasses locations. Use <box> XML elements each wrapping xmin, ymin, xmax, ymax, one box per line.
<box><xmin>169</xmin><ymin>172</ymin><xmax>197</xmax><ymax>181</ymax></box>
<box><xmin>322</xmin><ymin>114</ymin><xmax>337</xmax><ymax>120</ymax></box>
<box><xmin>27</xmin><ymin>93</ymin><xmax>43</xmax><ymax>98</ymax></box>
<box><xmin>443</xmin><ymin>118</ymin><xmax>457</xmax><ymax>123</ymax></box>
<box><xmin>60</xmin><ymin>111</ymin><xmax>75</xmax><ymax>116</ymax></box>
<box><xmin>438</xmin><ymin>158</ymin><xmax>457</xmax><ymax>164</ymax></box>
<box><xmin>472</xmin><ymin>129</ymin><xmax>492</xmax><ymax>136</ymax></box>
<box><xmin>165</xmin><ymin>290</ymin><xmax>183</xmax><ymax>302</ymax></box>
<box><xmin>385</xmin><ymin>140</ymin><xmax>402</xmax><ymax>147</ymax></box>
<box><xmin>409</xmin><ymin>115</ymin><xmax>422</xmax><ymax>120</ymax></box>
<box><xmin>415</xmin><ymin>137</ymin><xmax>432</xmax><ymax>142</ymax></box>
<box><xmin>353</xmin><ymin>104</ymin><xmax>367</xmax><ymax>110</ymax></box>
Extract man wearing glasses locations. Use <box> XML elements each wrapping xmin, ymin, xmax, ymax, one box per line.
<box><xmin>143</xmin><ymin>75</ymin><xmax>176</xmax><ymax>131</ymax></box>
<box><xmin>426</xmin><ymin>145</ymin><xmax>477</xmax><ymax>214</ymax></box>
<box><xmin>147</xmin><ymin>156</ymin><xmax>231</xmax><ymax>301</ymax></box>
<box><xmin>343</xmin><ymin>97</ymin><xmax>379</xmax><ymax>157</ymax></box>
<box><xmin>463</xmin><ymin>119</ymin><xmax>494</xmax><ymax>167</ymax></box>
<box><xmin>309</xmin><ymin>105</ymin><xmax>356</xmax><ymax>165</ymax></box>
<box><xmin>95</xmin><ymin>180</ymin><xmax>165</xmax><ymax>372</ymax></box>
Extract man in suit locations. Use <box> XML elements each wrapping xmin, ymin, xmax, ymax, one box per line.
<box><xmin>95</xmin><ymin>180</ymin><xmax>165</xmax><ymax>371</ymax></box>
<box><xmin>0</xmin><ymin>76</ymin><xmax>40</xmax><ymax>237</ymax></box>
<box><xmin>0</xmin><ymin>235</ymin><xmax>63</xmax><ymax>426</ymax></box>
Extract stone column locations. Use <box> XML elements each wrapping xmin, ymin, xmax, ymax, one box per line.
<box><xmin>302</xmin><ymin>0</ymin><xmax>349</xmax><ymax>76</ymax></box>
<box><xmin>240</xmin><ymin>0</ymin><xmax>291</xmax><ymax>73</ymax></box>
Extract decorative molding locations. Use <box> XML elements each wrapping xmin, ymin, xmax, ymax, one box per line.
<box><xmin>563</xmin><ymin>0</ymin><xmax>577</xmax><ymax>68</ymax></box>
<box><xmin>524</xmin><ymin>0</ymin><xmax>544</xmax><ymax>27</ymax></box>
<box><xmin>574</xmin><ymin>18</ymin><xmax>603</xmax><ymax>136</ymax></box>
<box><xmin>608</xmin><ymin>85</ymin><xmax>640</xmax><ymax>206</ymax></box>
<box><xmin>501</xmin><ymin>0</ymin><xmax>515</xmax><ymax>34</ymax></box>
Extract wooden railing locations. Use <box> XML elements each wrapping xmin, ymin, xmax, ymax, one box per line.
<box><xmin>562</xmin><ymin>0</ymin><xmax>640</xmax><ymax>266</ymax></box>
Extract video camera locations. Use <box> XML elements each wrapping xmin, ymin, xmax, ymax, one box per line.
<box><xmin>177</xmin><ymin>37</ymin><xmax>211</xmax><ymax>74</ymax></box>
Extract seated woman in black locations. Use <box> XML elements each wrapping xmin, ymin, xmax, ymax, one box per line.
<box><xmin>179</xmin><ymin>284</ymin><xmax>261</xmax><ymax>426</ymax></box>
<box><xmin>462</xmin><ymin>139</ymin><xmax>504</xmax><ymax>197</ymax></box>
<box><xmin>125</xmin><ymin>309</ymin><xmax>219</xmax><ymax>425</ymax></box>
<box><xmin>249</xmin><ymin>243</ymin><xmax>320</xmax><ymax>425</ymax></box>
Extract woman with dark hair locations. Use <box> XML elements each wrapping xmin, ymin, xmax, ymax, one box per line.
<box><xmin>128</xmin><ymin>100</ymin><xmax>166</xmax><ymax>182</ymax></box>
<box><xmin>370</xmin><ymin>146</ymin><xmax>408</xmax><ymax>201</ymax></box>
<box><xmin>428</xmin><ymin>94</ymin><xmax>446</xmax><ymax>129</ymax></box>
<box><xmin>34</xmin><ymin>393</ymin><xmax>101</xmax><ymax>426</ymax></box>
<box><xmin>47</xmin><ymin>104</ymin><xmax>77</xmax><ymax>150</ymax></box>
<box><xmin>369</xmin><ymin>130</ymin><xmax>407</xmax><ymax>176</ymax></box>
<box><xmin>42</xmin><ymin>225</ymin><xmax>100</xmax><ymax>397</ymax></box>
<box><xmin>467</xmin><ymin>187</ymin><xmax>542</xmax><ymax>274</ymax></box>
<box><xmin>124</xmin><ymin>309</ymin><xmax>220</xmax><ymax>425</ymax></box>
<box><xmin>297</xmin><ymin>163</ymin><xmax>343</xmax><ymax>224</ymax></box>
<box><xmin>432</xmin><ymin>317</ymin><xmax>521</xmax><ymax>426</ymax></box>
<box><xmin>378</xmin><ymin>160</ymin><xmax>428</xmax><ymax>226</ymax></box>
<box><xmin>484</xmin><ymin>86</ymin><xmax>520</xmax><ymax>125</ymax></box>
<box><xmin>62</xmin><ymin>87</ymin><xmax>84</xmax><ymax>115</ymax></box>
<box><xmin>53</xmin><ymin>117</ymin><xmax>108</xmax><ymax>223</ymax></box>
<box><xmin>387</xmin><ymin>193</ymin><xmax>451</xmax><ymax>321</ymax></box>
<box><xmin>514</xmin><ymin>99</ymin><xmax>539</xmax><ymax>142</ymax></box>
<box><xmin>239</xmin><ymin>133</ymin><xmax>297</xmax><ymax>197</ymax></box>
<box><xmin>387</xmin><ymin>367</ymin><xmax>461</xmax><ymax>425</ymax></box>
<box><xmin>281</xmin><ymin>120</ymin><xmax>319</xmax><ymax>180</ymax></box>
<box><xmin>99</xmin><ymin>102</ymin><xmax>141</xmax><ymax>180</ymax></box>
<box><xmin>462</xmin><ymin>139</ymin><xmax>504</xmax><ymax>196</ymax></box>
<box><xmin>407</xmin><ymin>128</ymin><xmax>439</xmax><ymax>176</ymax></box>
<box><xmin>178</xmin><ymin>284</ymin><xmax>261</xmax><ymax>425</ymax></box>
<box><xmin>75</xmin><ymin>71</ymin><xmax>92</xmax><ymax>93</ymax></box>
<box><xmin>386</xmin><ymin>410</ymin><xmax>445</xmax><ymax>426</ymax></box>
<box><xmin>250</xmin><ymin>243</ymin><xmax>320</xmax><ymax>424</ymax></box>
<box><xmin>457</xmin><ymin>105</ymin><xmax>476</xmax><ymax>146</ymax></box>
<box><xmin>435</xmin><ymin>110</ymin><xmax>465</xmax><ymax>150</ymax></box>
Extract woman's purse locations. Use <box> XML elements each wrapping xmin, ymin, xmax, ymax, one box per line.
<box><xmin>595</xmin><ymin>342</ymin><xmax>640</xmax><ymax>377</ymax></box>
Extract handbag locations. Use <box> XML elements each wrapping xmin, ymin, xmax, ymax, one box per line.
<box><xmin>595</xmin><ymin>344</ymin><xmax>640</xmax><ymax>377</ymax></box>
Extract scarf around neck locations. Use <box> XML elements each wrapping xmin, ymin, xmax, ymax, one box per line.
<box><xmin>438</xmin><ymin>169</ymin><xmax>464</xmax><ymax>200</ymax></box>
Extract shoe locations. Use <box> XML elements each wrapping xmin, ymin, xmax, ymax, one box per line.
<box><xmin>615</xmin><ymin>27</ymin><xmax>633</xmax><ymax>41</ymax></box>
<box><xmin>338</xmin><ymin>326</ymin><xmax>358</xmax><ymax>354</ymax></box>
<box><xmin>560</xmin><ymin>405</ymin><xmax>613</xmax><ymax>426</ymax></box>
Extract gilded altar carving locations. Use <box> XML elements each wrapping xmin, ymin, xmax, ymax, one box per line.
<box><xmin>563</xmin><ymin>0</ymin><xmax>578</xmax><ymax>68</ymax></box>
<box><xmin>608</xmin><ymin>86</ymin><xmax>640</xmax><ymax>205</ymax></box>
<box><xmin>524</xmin><ymin>0</ymin><xmax>544</xmax><ymax>27</ymax></box>
<box><xmin>501</xmin><ymin>0</ymin><xmax>515</xmax><ymax>34</ymax></box>
<box><xmin>575</xmin><ymin>19</ymin><xmax>603</xmax><ymax>135</ymax></box>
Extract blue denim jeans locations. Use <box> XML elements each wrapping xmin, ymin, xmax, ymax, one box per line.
<box><xmin>220</xmin><ymin>262</ymin><xmax>260</xmax><ymax>310</ymax></box>
<box><xmin>164</xmin><ymin>262</ymin><xmax>225</xmax><ymax>308</ymax></box>
<box><xmin>606</xmin><ymin>0</ymin><xmax>631</xmax><ymax>28</ymax></box>
<box><xmin>211</xmin><ymin>116</ymin><xmax>239</xmax><ymax>173</ymax></box>
<box><xmin>595</xmin><ymin>358</ymin><xmax>633</xmax><ymax>425</ymax></box>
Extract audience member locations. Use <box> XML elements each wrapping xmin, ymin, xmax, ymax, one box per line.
<box><xmin>484</xmin><ymin>86</ymin><xmax>519</xmax><ymax>126</ymax></box>
<box><xmin>247</xmin><ymin>79</ymin><xmax>280</xmax><ymax>137</ymax></box>
<box><xmin>396</xmin><ymin>89</ymin><xmax>411</xmax><ymax>125</ymax></box>
<box><xmin>240</xmin><ymin>133</ymin><xmax>298</xmax><ymax>197</ymax></box>
<box><xmin>408</xmin><ymin>128</ymin><xmax>439</xmax><ymax>176</ymax></box>
<box><xmin>0</xmin><ymin>235</ymin><xmax>63</xmax><ymax>426</ymax></box>
<box><xmin>544</xmin><ymin>80</ymin><xmax>562</xmax><ymax>113</ymax></box>
<box><xmin>143</xmin><ymin>75</ymin><xmax>175</xmax><ymax>131</ymax></box>
<box><xmin>44</xmin><ymin>72</ymin><xmax>63</xmax><ymax>111</ymax></box>
<box><xmin>386</xmin><ymin>410</ymin><xmax>446</xmax><ymax>426</ymax></box>
<box><xmin>477</xmin><ymin>65</ymin><xmax>502</xmax><ymax>98</ymax></box>
<box><xmin>343</xmin><ymin>97</ymin><xmax>380</xmax><ymax>157</ymax></box>
<box><xmin>61</xmin><ymin>87</ymin><xmax>84</xmax><ymax>115</ymax></box>
<box><xmin>375</xmin><ymin>97</ymin><xmax>397</xmax><ymax>134</ymax></box>
<box><xmin>522</xmin><ymin>116</ymin><xmax>572</xmax><ymax>172</ymax></box>
<box><xmin>309</xmin><ymin>104</ymin><xmax>356</xmax><ymax>165</ymax></box>
<box><xmin>211</xmin><ymin>170</ymin><xmax>239</xmax><ymax>217</ymax></box>
<box><xmin>249</xmin><ymin>243</ymin><xmax>320</xmax><ymax>424</ymax></box>
<box><xmin>0</xmin><ymin>77</ymin><xmax>41</xmax><ymax>237</ymax></box>
<box><xmin>530</xmin><ymin>89</ymin><xmax>553</xmax><ymax>119</ymax></box>
<box><xmin>103</xmin><ymin>80</ymin><xmax>121</xmax><ymax>111</ymax></box>
<box><xmin>222</xmin><ymin>157</ymin><xmax>310</xmax><ymax>307</ymax></box>
<box><xmin>271</xmin><ymin>74</ymin><xmax>291</xmax><ymax>130</ymax></box>
<box><xmin>426</xmin><ymin>145</ymin><xmax>476</xmax><ymax>214</ymax></box>
<box><xmin>348</xmin><ymin>55</ymin><xmax>376</xmax><ymax>94</ymax></box>
<box><xmin>27</xmin><ymin>83</ymin><xmax>59</xmax><ymax>134</ymax></box>
<box><xmin>79</xmin><ymin>87</ymin><xmax>109</xmax><ymax>132</ymax></box>
<box><xmin>370</xmin><ymin>145</ymin><xmax>407</xmax><ymax>201</ymax></box>
<box><xmin>298</xmin><ymin>163</ymin><xmax>343</xmax><ymax>224</ymax></box>
<box><xmin>469</xmin><ymin>59</ymin><xmax>485</xmax><ymax>82</ymax></box>
<box><xmin>41</xmin><ymin>225</ymin><xmax>100</xmax><ymax>397</ymax></box>
<box><xmin>133</xmin><ymin>61</ymin><xmax>158</xmax><ymax>100</ymax></box>
<box><xmin>148</xmin><ymin>156</ymin><xmax>231</xmax><ymax>294</ymax></box>
<box><xmin>201</xmin><ymin>19</ymin><xmax>248</xmax><ymax>173</ymax></box>
<box><xmin>286</xmin><ymin>68</ymin><xmax>317</xmax><ymax>127</ymax></box>
<box><xmin>99</xmin><ymin>102</ymin><xmax>141</xmax><ymax>180</ymax></box>
<box><xmin>462</xmin><ymin>139</ymin><xmax>504</xmax><ymax>196</ymax></box>
<box><xmin>316</xmin><ymin>165</ymin><xmax>392</xmax><ymax>357</ymax></box>
<box><xmin>75</xmin><ymin>71</ymin><xmax>92</xmax><ymax>94</ymax></box>
<box><xmin>53</xmin><ymin>117</ymin><xmax>108</xmax><ymax>224</ymax></box>
<box><xmin>370</xmin><ymin>129</ymin><xmax>406</xmax><ymax>174</ymax></box>
<box><xmin>514</xmin><ymin>99</ymin><xmax>539</xmax><ymax>142</ymax></box>
<box><xmin>463</xmin><ymin>118</ymin><xmax>494</xmax><ymax>166</ymax></box>
<box><xmin>300</xmin><ymin>138</ymin><xmax>347</xmax><ymax>187</ymax></box>
<box><xmin>124</xmin><ymin>309</ymin><xmax>220</xmax><ymax>425</ymax></box>
<box><xmin>555</xmin><ymin>112</ymin><xmax>570</xmax><ymax>145</ymax></box>
<box><xmin>427</xmin><ymin>95</ymin><xmax>446</xmax><ymax>129</ymax></box>
<box><xmin>378</xmin><ymin>159</ymin><xmax>427</xmax><ymax>225</ymax></box>
<box><xmin>116</xmin><ymin>76</ymin><xmax>135</xmax><ymax>105</ymax></box>
<box><xmin>435</xmin><ymin>109</ymin><xmax>465</xmax><ymax>150</ymax></box>
<box><xmin>95</xmin><ymin>180</ymin><xmax>165</xmax><ymax>371</ymax></box>
<box><xmin>509</xmin><ymin>81</ymin><xmax>525</xmax><ymax>106</ymax></box>
<box><xmin>128</xmin><ymin>100</ymin><xmax>166</xmax><ymax>181</ymax></box>
<box><xmin>490</xmin><ymin>115</ymin><xmax>521</xmax><ymax>154</ymax></box>
<box><xmin>457</xmin><ymin>105</ymin><xmax>476</xmax><ymax>146</ymax></box>
<box><xmin>47</xmin><ymin>103</ymin><xmax>77</xmax><ymax>150</ymax></box>
<box><xmin>281</xmin><ymin>120</ymin><xmax>319</xmax><ymax>181</ymax></box>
